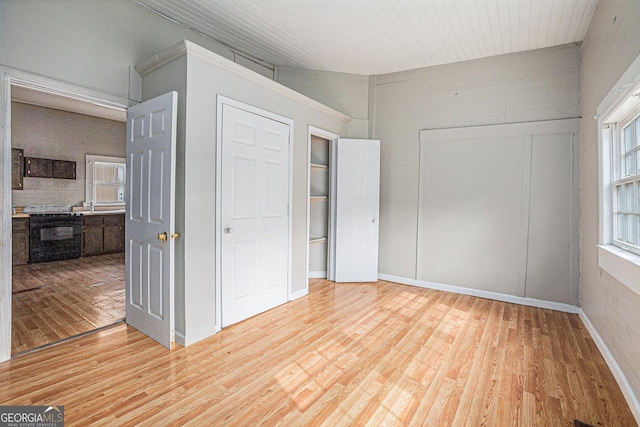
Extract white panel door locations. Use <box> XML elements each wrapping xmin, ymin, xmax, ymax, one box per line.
<box><xmin>221</xmin><ymin>104</ymin><xmax>290</xmax><ymax>327</ymax></box>
<box><xmin>332</xmin><ymin>139</ymin><xmax>381</xmax><ymax>282</ymax></box>
<box><xmin>125</xmin><ymin>91</ymin><xmax>177</xmax><ymax>349</ymax></box>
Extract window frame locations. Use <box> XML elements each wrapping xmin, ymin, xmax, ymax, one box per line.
<box><xmin>597</xmin><ymin>52</ymin><xmax>640</xmax><ymax>297</ymax></box>
<box><xmin>611</xmin><ymin>108</ymin><xmax>640</xmax><ymax>255</ymax></box>
<box><xmin>85</xmin><ymin>154</ymin><xmax>126</xmax><ymax>206</ymax></box>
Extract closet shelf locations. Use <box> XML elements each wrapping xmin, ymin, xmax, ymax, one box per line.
<box><xmin>310</xmin><ymin>195</ymin><xmax>328</xmax><ymax>200</ymax></box>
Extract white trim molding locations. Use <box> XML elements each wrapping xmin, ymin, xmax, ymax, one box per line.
<box><xmin>137</xmin><ymin>40</ymin><xmax>351</xmax><ymax>123</ymax></box>
<box><xmin>598</xmin><ymin>245</ymin><xmax>640</xmax><ymax>297</ymax></box>
<box><xmin>175</xmin><ymin>325</ymin><xmax>219</xmax><ymax>347</ymax></box>
<box><xmin>378</xmin><ymin>274</ymin><xmax>579</xmax><ymax>314</ymax></box>
<box><xmin>308</xmin><ymin>271</ymin><xmax>327</xmax><ymax>279</ymax></box>
<box><xmin>578</xmin><ymin>309</ymin><xmax>640</xmax><ymax>424</ymax></box>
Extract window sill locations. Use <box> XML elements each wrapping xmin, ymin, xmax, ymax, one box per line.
<box><xmin>598</xmin><ymin>245</ymin><xmax>640</xmax><ymax>297</ymax></box>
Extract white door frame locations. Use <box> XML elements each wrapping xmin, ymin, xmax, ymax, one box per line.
<box><xmin>305</xmin><ymin>126</ymin><xmax>338</xmax><ymax>287</ymax></box>
<box><xmin>0</xmin><ymin>67</ymin><xmax>131</xmax><ymax>362</ymax></box>
<box><xmin>215</xmin><ymin>95</ymin><xmax>294</xmax><ymax>331</ymax></box>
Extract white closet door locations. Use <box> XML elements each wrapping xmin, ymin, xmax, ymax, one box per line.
<box><xmin>331</xmin><ymin>139</ymin><xmax>380</xmax><ymax>282</ymax></box>
<box><xmin>220</xmin><ymin>104</ymin><xmax>291</xmax><ymax>327</ymax></box>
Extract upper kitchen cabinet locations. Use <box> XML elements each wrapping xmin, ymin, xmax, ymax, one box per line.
<box><xmin>24</xmin><ymin>157</ymin><xmax>76</xmax><ymax>179</ymax></box>
<box><xmin>52</xmin><ymin>159</ymin><xmax>76</xmax><ymax>179</ymax></box>
<box><xmin>24</xmin><ymin>157</ymin><xmax>52</xmax><ymax>178</ymax></box>
<box><xmin>11</xmin><ymin>148</ymin><xmax>24</xmax><ymax>190</ymax></box>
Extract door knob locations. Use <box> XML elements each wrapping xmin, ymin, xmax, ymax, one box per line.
<box><xmin>224</xmin><ymin>226</ymin><xmax>234</xmax><ymax>234</ymax></box>
<box><xmin>157</xmin><ymin>232</ymin><xmax>168</xmax><ymax>244</ymax></box>
<box><xmin>157</xmin><ymin>232</ymin><xmax>179</xmax><ymax>245</ymax></box>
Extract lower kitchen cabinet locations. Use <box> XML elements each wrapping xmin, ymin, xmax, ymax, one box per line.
<box><xmin>82</xmin><ymin>214</ymin><xmax>125</xmax><ymax>257</ymax></box>
<box><xmin>12</xmin><ymin>217</ymin><xmax>30</xmax><ymax>266</ymax></box>
<box><xmin>103</xmin><ymin>214</ymin><xmax>125</xmax><ymax>253</ymax></box>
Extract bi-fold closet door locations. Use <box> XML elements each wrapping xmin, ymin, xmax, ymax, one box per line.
<box><xmin>327</xmin><ymin>138</ymin><xmax>381</xmax><ymax>283</ymax></box>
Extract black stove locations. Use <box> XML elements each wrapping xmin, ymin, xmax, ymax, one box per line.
<box><xmin>29</xmin><ymin>213</ymin><xmax>82</xmax><ymax>263</ymax></box>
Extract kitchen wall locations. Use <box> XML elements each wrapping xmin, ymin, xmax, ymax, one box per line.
<box><xmin>579</xmin><ymin>0</ymin><xmax>640</xmax><ymax>411</ymax></box>
<box><xmin>11</xmin><ymin>102</ymin><xmax>125</xmax><ymax>208</ymax></box>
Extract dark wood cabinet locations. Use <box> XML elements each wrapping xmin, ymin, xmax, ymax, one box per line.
<box><xmin>25</xmin><ymin>157</ymin><xmax>76</xmax><ymax>180</ymax></box>
<box><xmin>12</xmin><ymin>217</ymin><xmax>29</xmax><ymax>265</ymax></box>
<box><xmin>11</xmin><ymin>148</ymin><xmax>24</xmax><ymax>190</ymax></box>
<box><xmin>52</xmin><ymin>160</ymin><xmax>76</xmax><ymax>179</ymax></box>
<box><xmin>82</xmin><ymin>214</ymin><xmax>125</xmax><ymax>257</ymax></box>
<box><xmin>103</xmin><ymin>214</ymin><xmax>125</xmax><ymax>253</ymax></box>
<box><xmin>24</xmin><ymin>157</ymin><xmax>52</xmax><ymax>178</ymax></box>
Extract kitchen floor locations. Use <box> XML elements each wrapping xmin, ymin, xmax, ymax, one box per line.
<box><xmin>11</xmin><ymin>253</ymin><xmax>125</xmax><ymax>355</ymax></box>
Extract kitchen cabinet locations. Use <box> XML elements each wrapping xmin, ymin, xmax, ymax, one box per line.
<box><xmin>24</xmin><ymin>157</ymin><xmax>76</xmax><ymax>179</ymax></box>
<box><xmin>103</xmin><ymin>214</ymin><xmax>125</xmax><ymax>253</ymax></box>
<box><xmin>82</xmin><ymin>214</ymin><xmax>125</xmax><ymax>257</ymax></box>
<box><xmin>24</xmin><ymin>157</ymin><xmax>52</xmax><ymax>178</ymax></box>
<box><xmin>11</xmin><ymin>148</ymin><xmax>24</xmax><ymax>190</ymax></box>
<box><xmin>12</xmin><ymin>217</ymin><xmax>29</xmax><ymax>266</ymax></box>
<box><xmin>52</xmin><ymin>160</ymin><xmax>76</xmax><ymax>179</ymax></box>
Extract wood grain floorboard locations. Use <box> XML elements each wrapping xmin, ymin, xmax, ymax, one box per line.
<box><xmin>11</xmin><ymin>253</ymin><xmax>125</xmax><ymax>354</ymax></box>
<box><xmin>1</xmin><ymin>279</ymin><xmax>635</xmax><ymax>426</ymax></box>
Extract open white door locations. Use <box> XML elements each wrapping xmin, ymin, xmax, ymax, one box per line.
<box><xmin>125</xmin><ymin>91</ymin><xmax>177</xmax><ymax>349</ymax></box>
<box><xmin>330</xmin><ymin>139</ymin><xmax>380</xmax><ymax>282</ymax></box>
<box><xmin>220</xmin><ymin>103</ymin><xmax>291</xmax><ymax>327</ymax></box>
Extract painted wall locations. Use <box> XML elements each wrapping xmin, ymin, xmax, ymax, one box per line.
<box><xmin>275</xmin><ymin>67</ymin><xmax>370</xmax><ymax>138</ymax></box>
<box><xmin>372</xmin><ymin>44</ymin><xmax>581</xmax><ymax>285</ymax></box>
<box><xmin>579</xmin><ymin>0</ymin><xmax>640</xmax><ymax>407</ymax></box>
<box><xmin>0</xmin><ymin>0</ymin><xmax>273</xmax><ymax>102</ymax></box>
<box><xmin>11</xmin><ymin>102</ymin><xmax>125</xmax><ymax>208</ymax></box>
<box><xmin>141</xmin><ymin>44</ymin><xmax>350</xmax><ymax>344</ymax></box>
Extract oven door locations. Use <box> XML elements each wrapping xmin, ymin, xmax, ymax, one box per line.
<box><xmin>29</xmin><ymin>217</ymin><xmax>82</xmax><ymax>263</ymax></box>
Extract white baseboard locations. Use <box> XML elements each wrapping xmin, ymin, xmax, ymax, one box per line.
<box><xmin>578</xmin><ymin>309</ymin><xmax>640</xmax><ymax>424</ymax></box>
<box><xmin>290</xmin><ymin>287</ymin><xmax>308</xmax><ymax>301</ymax></box>
<box><xmin>309</xmin><ymin>271</ymin><xmax>327</xmax><ymax>279</ymax></box>
<box><xmin>175</xmin><ymin>325</ymin><xmax>219</xmax><ymax>347</ymax></box>
<box><xmin>377</xmin><ymin>274</ymin><xmax>579</xmax><ymax>314</ymax></box>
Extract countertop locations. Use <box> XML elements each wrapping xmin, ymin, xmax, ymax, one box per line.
<box><xmin>12</xmin><ymin>210</ymin><xmax>125</xmax><ymax>218</ymax></box>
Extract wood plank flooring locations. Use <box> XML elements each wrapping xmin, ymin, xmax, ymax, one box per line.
<box><xmin>11</xmin><ymin>253</ymin><xmax>125</xmax><ymax>354</ymax></box>
<box><xmin>1</xmin><ymin>279</ymin><xmax>635</xmax><ymax>426</ymax></box>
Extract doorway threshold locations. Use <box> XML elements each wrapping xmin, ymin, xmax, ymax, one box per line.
<box><xmin>11</xmin><ymin>319</ymin><xmax>125</xmax><ymax>358</ymax></box>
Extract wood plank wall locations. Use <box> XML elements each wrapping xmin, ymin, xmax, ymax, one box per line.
<box><xmin>373</xmin><ymin>44</ymin><xmax>581</xmax><ymax>283</ymax></box>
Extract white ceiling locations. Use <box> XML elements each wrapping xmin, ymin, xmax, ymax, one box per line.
<box><xmin>135</xmin><ymin>0</ymin><xmax>598</xmax><ymax>75</ymax></box>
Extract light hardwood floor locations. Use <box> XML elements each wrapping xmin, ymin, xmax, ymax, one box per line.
<box><xmin>1</xmin><ymin>279</ymin><xmax>636</xmax><ymax>426</ymax></box>
<box><xmin>11</xmin><ymin>253</ymin><xmax>125</xmax><ymax>354</ymax></box>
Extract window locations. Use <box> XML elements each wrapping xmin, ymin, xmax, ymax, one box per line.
<box><xmin>612</xmin><ymin>111</ymin><xmax>640</xmax><ymax>254</ymax></box>
<box><xmin>85</xmin><ymin>155</ymin><xmax>126</xmax><ymax>205</ymax></box>
<box><xmin>598</xmin><ymin>54</ymin><xmax>640</xmax><ymax>297</ymax></box>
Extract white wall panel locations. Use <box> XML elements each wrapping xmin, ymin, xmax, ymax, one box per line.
<box><xmin>418</xmin><ymin>120</ymin><xmax>579</xmax><ymax>304</ymax></box>
<box><xmin>374</xmin><ymin>44</ymin><xmax>581</xmax><ymax>281</ymax></box>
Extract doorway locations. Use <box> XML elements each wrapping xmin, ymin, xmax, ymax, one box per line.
<box><xmin>217</xmin><ymin>97</ymin><xmax>293</xmax><ymax>328</ymax></box>
<box><xmin>8</xmin><ymin>83</ymin><xmax>128</xmax><ymax>355</ymax></box>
